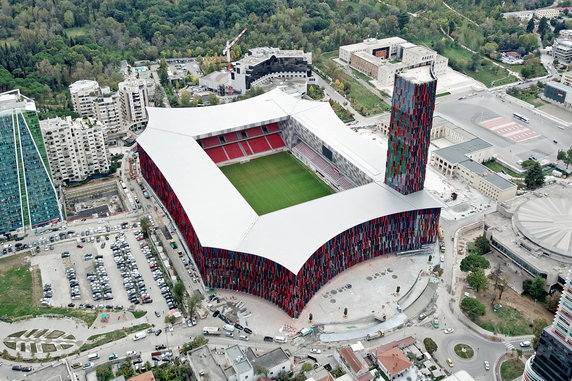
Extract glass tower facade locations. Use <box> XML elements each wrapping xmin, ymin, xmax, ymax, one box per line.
<box><xmin>385</xmin><ymin>66</ymin><xmax>437</xmax><ymax>195</ymax></box>
<box><xmin>524</xmin><ymin>270</ymin><xmax>572</xmax><ymax>381</ymax></box>
<box><xmin>0</xmin><ymin>90</ymin><xmax>61</xmax><ymax>235</ymax></box>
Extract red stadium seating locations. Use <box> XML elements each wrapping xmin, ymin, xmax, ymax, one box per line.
<box><xmin>266</xmin><ymin>134</ymin><xmax>286</xmax><ymax>149</ymax></box>
<box><xmin>240</xmin><ymin>141</ymin><xmax>253</xmax><ymax>155</ymax></box>
<box><xmin>223</xmin><ymin>132</ymin><xmax>239</xmax><ymax>142</ymax></box>
<box><xmin>223</xmin><ymin>143</ymin><xmax>245</xmax><ymax>160</ymax></box>
<box><xmin>205</xmin><ymin>146</ymin><xmax>228</xmax><ymax>163</ymax></box>
<box><xmin>199</xmin><ymin>136</ymin><xmax>220</xmax><ymax>148</ymax></box>
<box><xmin>245</xmin><ymin>126</ymin><xmax>263</xmax><ymax>137</ymax></box>
<box><xmin>266</xmin><ymin>123</ymin><xmax>280</xmax><ymax>132</ymax></box>
<box><xmin>248</xmin><ymin>136</ymin><xmax>271</xmax><ymax>153</ymax></box>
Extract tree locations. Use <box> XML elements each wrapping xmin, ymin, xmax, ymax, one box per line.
<box><xmin>526</xmin><ymin>17</ymin><xmax>535</xmax><ymax>33</ymax></box>
<box><xmin>256</xmin><ymin>365</ymin><xmax>269</xmax><ymax>376</ymax></box>
<box><xmin>301</xmin><ymin>363</ymin><xmax>314</xmax><ymax>372</ymax></box>
<box><xmin>547</xmin><ymin>291</ymin><xmax>562</xmax><ymax>313</ymax></box>
<box><xmin>518</xmin><ymin>33</ymin><xmax>539</xmax><ymax>52</ymax></box>
<box><xmin>173</xmin><ymin>281</ymin><xmax>186</xmax><ymax>304</ymax></box>
<box><xmin>523</xmin><ymin>276</ymin><xmax>547</xmax><ymax>302</ymax></box>
<box><xmin>140</xmin><ymin>217</ymin><xmax>151</xmax><ymax>238</ymax></box>
<box><xmin>467</xmin><ymin>268</ymin><xmax>489</xmax><ymax>292</ymax></box>
<box><xmin>181</xmin><ymin>335</ymin><xmax>209</xmax><ymax>354</ymax></box>
<box><xmin>186</xmin><ymin>292</ymin><xmax>204</xmax><ymax>318</ymax></box>
<box><xmin>557</xmin><ymin>148</ymin><xmax>572</xmax><ymax>169</ymax></box>
<box><xmin>474</xmin><ymin>235</ymin><xmax>491</xmax><ymax>255</ymax></box>
<box><xmin>423</xmin><ymin>337</ymin><xmax>438</xmax><ymax>354</ymax></box>
<box><xmin>178</xmin><ymin>90</ymin><xmax>191</xmax><ymax>107</ymax></box>
<box><xmin>538</xmin><ymin>17</ymin><xmax>549</xmax><ymax>35</ymax></box>
<box><xmin>96</xmin><ymin>364</ymin><xmax>113</xmax><ymax>381</ymax></box>
<box><xmin>158</xmin><ymin>58</ymin><xmax>169</xmax><ymax>86</ymax></box>
<box><xmin>461</xmin><ymin>297</ymin><xmax>486</xmax><ymax>320</ymax></box>
<box><xmin>164</xmin><ymin>314</ymin><xmax>176</xmax><ymax>325</ymax></box>
<box><xmin>524</xmin><ymin>162</ymin><xmax>545</xmax><ymax>189</ymax></box>
<box><xmin>532</xmin><ymin>319</ymin><xmax>549</xmax><ymax>349</ymax></box>
<box><xmin>460</xmin><ymin>254</ymin><xmax>491</xmax><ymax>272</ymax></box>
<box><xmin>207</xmin><ymin>94</ymin><xmax>220</xmax><ymax>105</ymax></box>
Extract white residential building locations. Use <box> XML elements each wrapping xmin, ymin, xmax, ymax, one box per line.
<box><xmin>118</xmin><ymin>78</ymin><xmax>149</xmax><ymax>131</ymax></box>
<box><xmin>69</xmin><ymin>80</ymin><xmax>101</xmax><ymax>118</ymax></box>
<box><xmin>94</xmin><ymin>92</ymin><xmax>121</xmax><ymax>134</ymax></box>
<box><xmin>554</xmin><ymin>30</ymin><xmax>572</xmax><ymax>64</ymax></box>
<box><xmin>40</xmin><ymin>116</ymin><xmax>110</xmax><ymax>184</ymax></box>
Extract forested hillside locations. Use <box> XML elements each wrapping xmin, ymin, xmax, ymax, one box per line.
<box><xmin>0</xmin><ymin>0</ymin><xmax>562</xmax><ymax>109</ymax></box>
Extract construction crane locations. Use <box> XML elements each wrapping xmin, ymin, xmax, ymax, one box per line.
<box><xmin>222</xmin><ymin>28</ymin><xmax>247</xmax><ymax>95</ymax></box>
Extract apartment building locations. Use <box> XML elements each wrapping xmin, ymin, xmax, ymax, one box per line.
<box><xmin>40</xmin><ymin>116</ymin><xmax>110</xmax><ymax>184</ymax></box>
<box><xmin>118</xmin><ymin>78</ymin><xmax>149</xmax><ymax>131</ymax></box>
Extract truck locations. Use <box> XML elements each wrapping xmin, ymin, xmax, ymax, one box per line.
<box><xmin>366</xmin><ymin>330</ymin><xmax>385</xmax><ymax>340</ymax></box>
<box><xmin>133</xmin><ymin>332</ymin><xmax>146</xmax><ymax>341</ymax></box>
<box><xmin>203</xmin><ymin>327</ymin><xmax>221</xmax><ymax>336</ymax></box>
<box><xmin>300</xmin><ymin>327</ymin><xmax>313</xmax><ymax>336</ymax></box>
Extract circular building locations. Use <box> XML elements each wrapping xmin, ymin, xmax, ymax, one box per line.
<box><xmin>137</xmin><ymin>89</ymin><xmax>441</xmax><ymax>317</ymax></box>
<box><xmin>513</xmin><ymin>196</ymin><xmax>572</xmax><ymax>262</ymax></box>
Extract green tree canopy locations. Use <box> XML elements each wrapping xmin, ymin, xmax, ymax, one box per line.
<box><xmin>532</xmin><ymin>319</ymin><xmax>549</xmax><ymax>349</ymax></box>
<box><xmin>557</xmin><ymin>148</ymin><xmax>572</xmax><ymax>169</ymax></box>
<box><xmin>461</xmin><ymin>297</ymin><xmax>486</xmax><ymax>320</ymax></box>
<box><xmin>467</xmin><ymin>268</ymin><xmax>489</xmax><ymax>292</ymax></box>
<box><xmin>474</xmin><ymin>235</ymin><xmax>491</xmax><ymax>255</ymax></box>
<box><xmin>523</xmin><ymin>276</ymin><xmax>547</xmax><ymax>302</ymax></box>
<box><xmin>423</xmin><ymin>337</ymin><xmax>438</xmax><ymax>354</ymax></box>
<box><xmin>460</xmin><ymin>254</ymin><xmax>491</xmax><ymax>272</ymax></box>
<box><xmin>524</xmin><ymin>161</ymin><xmax>545</xmax><ymax>189</ymax></box>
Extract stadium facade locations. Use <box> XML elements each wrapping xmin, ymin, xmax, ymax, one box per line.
<box><xmin>0</xmin><ymin>90</ymin><xmax>61</xmax><ymax>235</ymax></box>
<box><xmin>138</xmin><ymin>68</ymin><xmax>440</xmax><ymax>317</ymax></box>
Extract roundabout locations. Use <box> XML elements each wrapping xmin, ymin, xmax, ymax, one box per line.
<box><xmin>454</xmin><ymin>343</ymin><xmax>475</xmax><ymax>359</ymax></box>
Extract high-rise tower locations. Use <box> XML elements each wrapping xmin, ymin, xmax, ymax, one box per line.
<box><xmin>385</xmin><ymin>65</ymin><xmax>437</xmax><ymax>195</ymax></box>
<box><xmin>0</xmin><ymin>90</ymin><xmax>62</xmax><ymax>235</ymax></box>
<box><xmin>524</xmin><ymin>269</ymin><xmax>572</xmax><ymax>381</ymax></box>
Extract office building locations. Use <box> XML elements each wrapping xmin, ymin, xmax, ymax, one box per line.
<box><xmin>553</xmin><ymin>30</ymin><xmax>572</xmax><ymax>64</ymax></box>
<box><xmin>231</xmin><ymin>47</ymin><xmax>312</xmax><ymax>94</ymax></box>
<box><xmin>543</xmin><ymin>81</ymin><xmax>572</xmax><ymax>110</ymax></box>
<box><xmin>118</xmin><ymin>78</ymin><xmax>149</xmax><ymax>131</ymax></box>
<box><xmin>0</xmin><ymin>90</ymin><xmax>61</xmax><ymax>235</ymax></box>
<box><xmin>339</xmin><ymin>37</ymin><xmax>448</xmax><ymax>88</ymax></box>
<box><xmin>40</xmin><ymin>116</ymin><xmax>110</xmax><ymax>185</ymax></box>
<box><xmin>524</xmin><ymin>270</ymin><xmax>572</xmax><ymax>381</ymax></box>
<box><xmin>385</xmin><ymin>66</ymin><xmax>437</xmax><ymax>195</ymax></box>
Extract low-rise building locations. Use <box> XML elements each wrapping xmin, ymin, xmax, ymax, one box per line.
<box><xmin>245</xmin><ymin>347</ymin><xmax>291</xmax><ymax>379</ymax></box>
<box><xmin>127</xmin><ymin>371</ymin><xmax>156</xmax><ymax>381</ymax></box>
<box><xmin>553</xmin><ymin>30</ymin><xmax>572</xmax><ymax>64</ymax></box>
<box><xmin>40</xmin><ymin>116</ymin><xmax>110</xmax><ymax>184</ymax></box>
<box><xmin>334</xmin><ymin>346</ymin><xmax>371</xmax><ymax>380</ymax></box>
<box><xmin>199</xmin><ymin>71</ymin><xmax>231</xmax><ymax>94</ymax></box>
<box><xmin>561</xmin><ymin>70</ymin><xmax>572</xmax><ymax>87</ymax></box>
<box><xmin>431</xmin><ymin>138</ymin><xmax>517</xmax><ymax>202</ymax></box>
<box><xmin>188</xmin><ymin>345</ymin><xmax>227</xmax><ymax>381</ymax></box>
<box><xmin>339</xmin><ymin>37</ymin><xmax>407</xmax><ymax>63</ymax></box>
<box><xmin>226</xmin><ymin>345</ymin><xmax>253</xmax><ymax>381</ymax></box>
<box><xmin>375</xmin><ymin>347</ymin><xmax>413</xmax><ymax>380</ymax></box>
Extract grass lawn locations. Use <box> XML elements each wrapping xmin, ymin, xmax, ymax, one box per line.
<box><xmin>454</xmin><ymin>344</ymin><xmax>474</xmax><ymax>359</ymax></box>
<box><xmin>437</xmin><ymin>92</ymin><xmax>451</xmax><ymax>97</ymax></box>
<box><xmin>0</xmin><ymin>253</ymin><xmax>97</xmax><ymax>325</ymax></box>
<box><xmin>350</xmin><ymin>68</ymin><xmax>372</xmax><ymax>82</ymax></box>
<box><xmin>221</xmin><ymin>152</ymin><xmax>333</xmax><ymax>215</ymax></box>
<box><xmin>501</xmin><ymin>359</ymin><xmax>525</xmax><ymax>381</ymax></box>
<box><xmin>479</xmin><ymin>305</ymin><xmax>533</xmax><ymax>336</ymax></box>
<box><xmin>80</xmin><ymin>323</ymin><xmax>151</xmax><ymax>352</ymax></box>
<box><xmin>64</xmin><ymin>27</ymin><xmax>91</xmax><ymax>37</ymax></box>
<box><xmin>342</xmin><ymin>72</ymin><xmax>390</xmax><ymax>115</ymax></box>
<box><xmin>483</xmin><ymin>160</ymin><xmax>523</xmax><ymax>178</ymax></box>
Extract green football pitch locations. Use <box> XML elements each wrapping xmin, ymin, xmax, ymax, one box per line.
<box><xmin>220</xmin><ymin>152</ymin><xmax>334</xmax><ymax>215</ymax></box>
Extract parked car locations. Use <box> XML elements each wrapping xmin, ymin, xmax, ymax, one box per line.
<box><xmin>310</xmin><ymin>348</ymin><xmax>321</xmax><ymax>354</ymax></box>
<box><xmin>484</xmin><ymin>361</ymin><xmax>490</xmax><ymax>370</ymax></box>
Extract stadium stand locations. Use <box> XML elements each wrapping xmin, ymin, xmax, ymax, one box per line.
<box><xmin>223</xmin><ymin>132</ymin><xmax>239</xmax><ymax>142</ymax></box>
<box><xmin>266</xmin><ymin>134</ymin><xmax>286</xmax><ymax>149</ymax></box>
<box><xmin>292</xmin><ymin>142</ymin><xmax>356</xmax><ymax>191</ymax></box>
<box><xmin>246</xmin><ymin>126</ymin><xmax>264</xmax><ymax>137</ymax></box>
<box><xmin>205</xmin><ymin>146</ymin><xmax>228</xmax><ymax>163</ymax></box>
<box><xmin>240</xmin><ymin>141</ymin><xmax>253</xmax><ymax>155</ymax></box>
<box><xmin>224</xmin><ymin>143</ymin><xmax>245</xmax><ymax>160</ymax></box>
<box><xmin>248</xmin><ymin>136</ymin><xmax>272</xmax><ymax>153</ymax></box>
<box><xmin>266</xmin><ymin>123</ymin><xmax>280</xmax><ymax>132</ymax></box>
<box><xmin>199</xmin><ymin>136</ymin><xmax>220</xmax><ymax>148</ymax></box>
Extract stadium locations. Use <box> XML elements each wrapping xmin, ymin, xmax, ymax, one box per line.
<box><xmin>137</xmin><ymin>88</ymin><xmax>441</xmax><ymax>317</ymax></box>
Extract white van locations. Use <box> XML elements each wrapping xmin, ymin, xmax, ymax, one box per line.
<box><xmin>87</xmin><ymin>353</ymin><xmax>100</xmax><ymax>361</ymax></box>
<box><xmin>133</xmin><ymin>332</ymin><xmax>147</xmax><ymax>341</ymax></box>
<box><xmin>274</xmin><ymin>336</ymin><xmax>287</xmax><ymax>344</ymax></box>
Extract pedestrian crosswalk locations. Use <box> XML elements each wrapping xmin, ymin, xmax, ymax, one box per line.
<box><xmin>505</xmin><ymin>342</ymin><xmax>515</xmax><ymax>351</ymax></box>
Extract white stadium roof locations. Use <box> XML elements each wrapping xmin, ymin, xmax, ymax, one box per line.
<box><xmin>138</xmin><ymin>89</ymin><xmax>441</xmax><ymax>274</ymax></box>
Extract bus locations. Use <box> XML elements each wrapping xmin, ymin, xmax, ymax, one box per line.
<box><xmin>513</xmin><ymin>113</ymin><xmax>529</xmax><ymax>123</ymax></box>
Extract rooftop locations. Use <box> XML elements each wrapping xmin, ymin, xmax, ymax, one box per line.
<box><xmin>188</xmin><ymin>345</ymin><xmax>228</xmax><ymax>381</ymax></box>
<box><xmin>127</xmin><ymin>371</ymin><xmax>156</xmax><ymax>381</ymax></box>
<box><xmin>337</xmin><ymin>347</ymin><xmax>368</xmax><ymax>374</ymax></box>
<box><xmin>433</xmin><ymin>138</ymin><xmax>492</xmax><ymax>163</ymax></box>
<box><xmin>245</xmin><ymin>347</ymin><xmax>290</xmax><ymax>369</ymax></box>
<box><xmin>398</xmin><ymin>65</ymin><xmax>435</xmax><ymax>84</ymax></box>
<box><xmin>227</xmin><ymin>345</ymin><xmax>252</xmax><ymax>375</ymax></box>
<box><xmin>236</xmin><ymin>47</ymin><xmax>311</xmax><ymax>67</ymax></box>
<box><xmin>137</xmin><ymin>89</ymin><xmax>442</xmax><ymax>274</ymax></box>
<box><xmin>0</xmin><ymin>89</ymin><xmax>36</xmax><ymax>114</ymax></box>
<box><xmin>376</xmin><ymin>347</ymin><xmax>412</xmax><ymax>376</ymax></box>
<box><xmin>340</xmin><ymin>37</ymin><xmax>407</xmax><ymax>52</ymax></box>
<box><xmin>22</xmin><ymin>361</ymin><xmax>73</xmax><ymax>381</ymax></box>
<box><xmin>69</xmin><ymin>79</ymin><xmax>99</xmax><ymax>92</ymax></box>
<box><xmin>457</xmin><ymin>160</ymin><xmax>516</xmax><ymax>191</ymax></box>
<box><xmin>353</xmin><ymin>51</ymin><xmax>385</xmax><ymax>66</ymax></box>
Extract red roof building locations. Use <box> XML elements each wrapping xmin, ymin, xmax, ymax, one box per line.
<box><xmin>376</xmin><ymin>347</ymin><xmax>413</xmax><ymax>380</ymax></box>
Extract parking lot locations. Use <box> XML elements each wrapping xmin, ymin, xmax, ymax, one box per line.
<box><xmin>31</xmin><ymin>225</ymin><xmax>170</xmax><ymax>316</ymax></box>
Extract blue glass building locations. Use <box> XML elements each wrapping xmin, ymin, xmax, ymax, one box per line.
<box><xmin>0</xmin><ymin>90</ymin><xmax>61</xmax><ymax>235</ymax></box>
